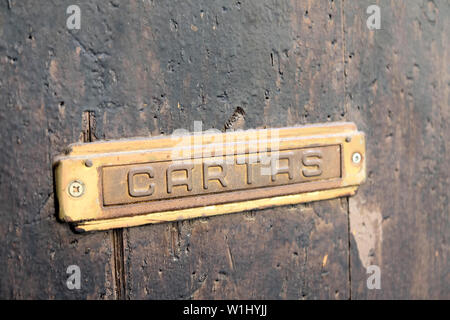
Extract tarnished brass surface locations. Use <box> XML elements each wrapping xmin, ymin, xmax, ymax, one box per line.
<box><xmin>102</xmin><ymin>145</ymin><xmax>341</xmax><ymax>206</ymax></box>
<box><xmin>54</xmin><ymin>122</ymin><xmax>366</xmax><ymax>232</ymax></box>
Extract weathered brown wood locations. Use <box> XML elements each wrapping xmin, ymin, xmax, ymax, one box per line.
<box><xmin>0</xmin><ymin>0</ymin><xmax>350</xmax><ymax>300</ymax></box>
<box><xmin>2</xmin><ymin>0</ymin><xmax>447</xmax><ymax>300</ymax></box>
<box><xmin>125</xmin><ymin>200</ymin><xmax>349</xmax><ymax>299</ymax></box>
<box><xmin>0</xmin><ymin>3</ymin><xmax>117</xmax><ymax>299</ymax></box>
<box><xmin>106</xmin><ymin>0</ymin><xmax>350</xmax><ymax>299</ymax></box>
<box><xmin>344</xmin><ymin>0</ymin><xmax>449</xmax><ymax>299</ymax></box>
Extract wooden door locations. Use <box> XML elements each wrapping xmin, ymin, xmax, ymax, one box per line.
<box><xmin>0</xmin><ymin>0</ymin><xmax>448</xmax><ymax>299</ymax></box>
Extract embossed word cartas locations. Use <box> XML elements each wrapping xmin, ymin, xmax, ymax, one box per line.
<box><xmin>54</xmin><ymin>122</ymin><xmax>366</xmax><ymax>232</ymax></box>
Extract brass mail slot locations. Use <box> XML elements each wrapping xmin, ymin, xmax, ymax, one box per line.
<box><xmin>54</xmin><ymin>122</ymin><xmax>366</xmax><ymax>232</ymax></box>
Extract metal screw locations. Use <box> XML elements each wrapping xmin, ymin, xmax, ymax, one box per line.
<box><xmin>68</xmin><ymin>181</ymin><xmax>84</xmax><ymax>197</ymax></box>
<box><xmin>84</xmin><ymin>159</ymin><xmax>93</xmax><ymax>167</ymax></box>
<box><xmin>352</xmin><ymin>152</ymin><xmax>362</xmax><ymax>164</ymax></box>
<box><xmin>345</xmin><ymin>137</ymin><xmax>352</xmax><ymax>143</ymax></box>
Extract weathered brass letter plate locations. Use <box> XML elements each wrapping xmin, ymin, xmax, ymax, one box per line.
<box><xmin>54</xmin><ymin>122</ymin><xmax>366</xmax><ymax>232</ymax></box>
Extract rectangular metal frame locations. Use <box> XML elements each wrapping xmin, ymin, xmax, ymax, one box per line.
<box><xmin>54</xmin><ymin>122</ymin><xmax>366</xmax><ymax>232</ymax></box>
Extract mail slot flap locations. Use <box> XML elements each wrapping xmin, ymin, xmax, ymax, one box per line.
<box><xmin>54</xmin><ymin>122</ymin><xmax>365</xmax><ymax>232</ymax></box>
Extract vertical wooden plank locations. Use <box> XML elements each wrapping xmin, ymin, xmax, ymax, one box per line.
<box><xmin>97</xmin><ymin>0</ymin><xmax>351</xmax><ymax>299</ymax></box>
<box><xmin>0</xmin><ymin>2</ymin><xmax>116</xmax><ymax>298</ymax></box>
<box><xmin>0</xmin><ymin>0</ymin><xmax>358</xmax><ymax>299</ymax></box>
<box><xmin>344</xmin><ymin>0</ymin><xmax>449</xmax><ymax>298</ymax></box>
<box><xmin>126</xmin><ymin>200</ymin><xmax>350</xmax><ymax>299</ymax></box>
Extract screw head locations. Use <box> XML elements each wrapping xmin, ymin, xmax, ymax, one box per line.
<box><xmin>84</xmin><ymin>159</ymin><xmax>93</xmax><ymax>167</ymax></box>
<box><xmin>352</xmin><ymin>152</ymin><xmax>362</xmax><ymax>164</ymax></box>
<box><xmin>68</xmin><ymin>181</ymin><xmax>85</xmax><ymax>197</ymax></box>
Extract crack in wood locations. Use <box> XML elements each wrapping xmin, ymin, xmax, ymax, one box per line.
<box><xmin>82</xmin><ymin>110</ymin><xmax>127</xmax><ymax>300</ymax></box>
<box><xmin>340</xmin><ymin>0</ymin><xmax>352</xmax><ymax>300</ymax></box>
<box><xmin>112</xmin><ymin>228</ymin><xmax>127</xmax><ymax>300</ymax></box>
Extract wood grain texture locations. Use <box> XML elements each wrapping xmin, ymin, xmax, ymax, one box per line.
<box><xmin>1</xmin><ymin>0</ymin><xmax>350</xmax><ymax>300</ymax></box>
<box><xmin>0</xmin><ymin>1</ymin><xmax>349</xmax><ymax>298</ymax></box>
<box><xmin>100</xmin><ymin>0</ymin><xmax>350</xmax><ymax>299</ymax></box>
<box><xmin>344</xmin><ymin>0</ymin><xmax>449</xmax><ymax>299</ymax></box>
<box><xmin>125</xmin><ymin>200</ymin><xmax>349</xmax><ymax>299</ymax></box>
